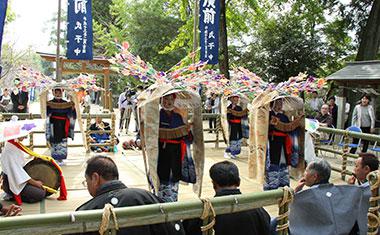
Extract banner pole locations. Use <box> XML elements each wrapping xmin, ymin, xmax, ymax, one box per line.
<box><xmin>192</xmin><ymin>0</ymin><xmax>199</xmax><ymax>64</ymax></box>
<box><xmin>56</xmin><ymin>0</ymin><xmax>62</xmax><ymax>82</ymax></box>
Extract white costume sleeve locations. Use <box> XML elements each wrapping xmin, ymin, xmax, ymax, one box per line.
<box><xmin>0</xmin><ymin>142</ymin><xmax>31</xmax><ymax>195</ymax></box>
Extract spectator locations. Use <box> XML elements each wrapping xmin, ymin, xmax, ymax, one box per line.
<box><xmin>348</xmin><ymin>153</ymin><xmax>379</xmax><ymax>186</ymax></box>
<box><xmin>348</xmin><ymin>153</ymin><xmax>379</xmax><ymax>233</ymax></box>
<box><xmin>76</xmin><ymin>156</ymin><xmax>184</xmax><ymax>235</ymax></box>
<box><xmin>183</xmin><ymin>161</ymin><xmax>271</xmax><ymax>235</ymax></box>
<box><xmin>328</xmin><ymin>96</ymin><xmax>338</xmax><ymax>128</ymax></box>
<box><xmin>288</xmin><ymin>159</ymin><xmax>365</xmax><ymax>235</ymax></box>
<box><xmin>118</xmin><ymin>88</ymin><xmax>133</xmax><ymax>134</ymax></box>
<box><xmin>344</xmin><ymin>102</ymin><xmax>351</xmax><ymax>129</ymax></box>
<box><xmin>350</xmin><ymin>94</ymin><xmax>376</xmax><ymax>154</ymax></box>
<box><xmin>205</xmin><ymin>93</ymin><xmax>220</xmax><ymax>133</ymax></box>
<box><xmin>294</xmin><ymin>159</ymin><xmax>331</xmax><ymax>193</ymax></box>
<box><xmin>315</xmin><ymin>104</ymin><xmax>333</xmax><ymax>127</ymax></box>
<box><xmin>0</xmin><ymin>88</ymin><xmax>12</xmax><ymax>112</ymax></box>
<box><xmin>82</xmin><ymin>90</ymin><xmax>91</xmax><ymax>114</ymax></box>
<box><xmin>0</xmin><ymin>203</ymin><xmax>22</xmax><ymax>216</ymax></box>
<box><xmin>132</xmin><ymin>86</ymin><xmax>143</xmax><ymax>132</ymax></box>
<box><xmin>11</xmin><ymin>83</ymin><xmax>29</xmax><ymax>113</ymax></box>
<box><xmin>309</xmin><ymin>91</ymin><xmax>323</xmax><ymax>112</ymax></box>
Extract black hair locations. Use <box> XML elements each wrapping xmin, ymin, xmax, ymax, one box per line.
<box><xmin>85</xmin><ymin>156</ymin><xmax>119</xmax><ymax>180</ymax></box>
<box><xmin>360</xmin><ymin>94</ymin><xmax>371</xmax><ymax>102</ymax></box>
<box><xmin>359</xmin><ymin>153</ymin><xmax>379</xmax><ymax>171</ymax></box>
<box><xmin>209</xmin><ymin>161</ymin><xmax>240</xmax><ymax>187</ymax></box>
<box><xmin>328</xmin><ymin>96</ymin><xmax>335</xmax><ymax>101</ymax></box>
<box><xmin>312</xmin><ymin>91</ymin><xmax>318</xmax><ymax>95</ymax></box>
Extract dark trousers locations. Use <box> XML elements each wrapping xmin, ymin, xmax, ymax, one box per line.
<box><xmin>209</xmin><ymin>118</ymin><xmax>216</xmax><ymax>130</ymax></box>
<box><xmin>119</xmin><ymin>108</ymin><xmax>132</xmax><ymax>131</ymax></box>
<box><xmin>2</xmin><ymin>174</ymin><xmax>46</xmax><ymax>203</ymax></box>
<box><xmin>350</xmin><ymin>126</ymin><xmax>371</xmax><ymax>154</ymax></box>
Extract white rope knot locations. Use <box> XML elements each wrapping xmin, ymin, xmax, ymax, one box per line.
<box><xmin>276</xmin><ymin>186</ymin><xmax>294</xmax><ymax>232</ymax></box>
<box><xmin>200</xmin><ymin>198</ymin><xmax>216</xmax><ymax>233</ymax></box>
<box><xmin>99</xmin><ymin>203</ymin><xmax>119</xmax><ymax>235</ymax></box>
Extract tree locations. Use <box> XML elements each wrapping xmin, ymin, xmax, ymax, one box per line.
<box><xmin>355</xmin><ymin>0</ymin><xmax>380</xmax><ymax>60</ymax></box>
<box><xmin>0</xmin><ymin>44</ymin><xmax>43</xmax><ymax>84</ymax></box>
<box><xmin>93</xmin><ymin>0</ymin><xmax>187</xmax><ymax>70</ymax></box>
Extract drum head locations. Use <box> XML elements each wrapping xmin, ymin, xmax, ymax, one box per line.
<box><xmin>24</xmin><ymin>158</ymin><xmax>61</xmax><ymax>194</ymax></box>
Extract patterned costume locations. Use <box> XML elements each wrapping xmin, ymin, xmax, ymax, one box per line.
<box><xmin>225</xmin><ymin>104</ymin><xmax>247</xmax><ymax>158</ymax></box>
<box><xmin>89</xmin><ymin>121</ymin><xmax>111</xmax><ymax>152</ymax></box>
<box><xmin>46</xmin><ymin>98</ymin><xmax>76</xmax><ymax>161</ymax></box>
<box><xmin>264</xmin><ymin>110</ymin><xmax>302</xmax><ymax>190</ymax></box>
<box><xmin>157</xmin><ymin>109</ymin><xmax>192</xmax><ymax>202</ymax></box>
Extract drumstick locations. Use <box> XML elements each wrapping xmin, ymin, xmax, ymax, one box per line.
<box><xmin>42</xmin><ymin>185</ymin><xmax>58</xmax><ymax>194</ymax></box>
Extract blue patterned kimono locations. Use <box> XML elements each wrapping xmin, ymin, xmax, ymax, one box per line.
<box><xmin>264</xmin><ymin>111</ymin><xmax>292</xmax><ymax>190</ymax></box>
<box><xmin>157</xmin><ymin>109</ymin><xmax>192</xmax><ymax>202</ymax></box>
<box><xmin>46</xmin><ymin>98</ymin><xmax>76</xmax><ymax>160</ymax></box>
<box><xmin>225</xmin><ymin>104</ymin><xmax>246</xmax><ymax>157</ymax></box>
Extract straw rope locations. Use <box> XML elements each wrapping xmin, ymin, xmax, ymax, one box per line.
<box><xmin>341</xmin><ymin>130</ymin><xmax>350</xmax><ymax>180</ymax></box>
<box><xmin>367</xmin><ymin>171</ymin><xmax>380</xmax><ymax>235</ymax></box>
<box><xmin>276</xmin><ymin>186</ymin><xmax>294</xmax><ymax>233</ymax></box>
<box><xmin>99</xmin><ymin>204</ymin><xmax>119</xmax><ymax>235</ymax></box>
<box><xmin>200</xmin><ymin>198</ymin><xmax>216</xmax><ymax>233</ymax></box>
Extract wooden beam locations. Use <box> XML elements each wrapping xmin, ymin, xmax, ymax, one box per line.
<box><xmin>50</xmin><ymin>68</ymin><xmax>116</xmax><ymax>75</ymax></box>
<box><xmin>39</xmin><ymin>55</ymin><xmax>111</xmax><ymax>66</ymax></box>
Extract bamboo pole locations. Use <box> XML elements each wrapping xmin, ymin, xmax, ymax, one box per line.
<box><xmin>0</xmin><ymin>189</ymin><xmax>283</xmax><ymax>234</ymax></box>
<box><xmin>0</xmin><ymin>113</ymin><xmax>114</xmax><ymax>119</ymax></box>
<box><xmin>314</xmin><ymin>146</ymin><xmax>358</xmax><ymax>159</ymax></box>
<box><xmin>318</xmin><ymin>126</ymin><xmax>380</xmax><ymax>143</ymax></box>
<box><xmin>28</xmin><ymin>113</ymin><xmax>34</xmax><ymax>150</ymax></box>
<box><xmin>86</xmin><ymin>114</ymin><xmax>91</xmax><ymax>153</ymax></box>
<box><xmin>55</xmin><ymin>0</ymin><xmax>62</xmax><ymax>82</ymax></box>
<box><xmin>111</xmin><ymin>113</ymin><xmax>116</xmax><ymax>152</ymax></box>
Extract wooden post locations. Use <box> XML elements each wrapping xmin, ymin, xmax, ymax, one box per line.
<box><xmin>192</xmin><ymin>0</ymin><xmax>199</xmax><ymax>64</ymax></box>
<box><xmin>104</xmin><ymin>67</ymin><xmax>111</xmax><ymax>111</ymax></box>
<box><xmin>0</xmin><ymin>114</ymin><xmax>4</xmax><ymax>151</ymax></box>
<box><xmin>111</xmin><ymin>113</ymin><xmax>116</xmax><ymax>152</ymax></box>
<box><xmin>367</xmin><ymin>170</ymin><xmax>380</xmax><ymax>235</ymax></box>
<box><xmin>55</xmin><ymin>0</ymin><xmax>62</xmax><ymax>82</ymax></box>
<box><xmin>86</xmin><ymin>114</ymin><xmax>91</xmax><ymax>153</ymax></box>
<box><xmin>29</xmin><ymin>113</ymin><xmax>34</xmax><ymax>150</ymax></box>
<box><xmin>215</xmin><ymin>114</ymin><xmax>220</xmax><ymax>148</ymax></box>
<box><xmin>336</xmin><ymin>87</ymin><xmax>347</xmax><ymax>130</ymax></box>
<box><xmin>341</xmin><ymin>131</ymin><xmax>349</xmax><ymax>180</ymax></box>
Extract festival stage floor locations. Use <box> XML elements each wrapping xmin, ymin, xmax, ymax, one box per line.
<box><xmin>0</xmin><ymin>103</ymin><xmax>350</xmax><ymax>217</ymax></box>
<box><xmin>0</xmin><ymin>137</ymin><xmax>349</xmax><ymax>217</ymax></box>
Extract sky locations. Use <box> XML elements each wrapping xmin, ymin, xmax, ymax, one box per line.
<box><xmin>4</xmin><ymin>0</ymin><xmax>67</xmax><ymax>53</ymax></box>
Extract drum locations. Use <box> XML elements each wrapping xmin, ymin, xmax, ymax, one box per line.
<box><xmin>24</xmin><ymin>158</ymin><xmax>61</xmax><ymax>196</ymax></box>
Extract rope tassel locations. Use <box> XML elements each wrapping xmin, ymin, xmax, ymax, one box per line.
<box><xmin>99</xmin><ymin>204</ymin><xmax>119</xmax><ymax>235</ymax></box>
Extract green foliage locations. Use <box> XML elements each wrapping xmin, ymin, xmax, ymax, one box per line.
<box><xmin>5</xmin><ymin>0</ymin><xmax>16</xmax><ymax>23</ymax></box>
<box><xmin>0</xmin><ymin>44</ymin><xmax>43</xmax><ymax>82</ymax></box>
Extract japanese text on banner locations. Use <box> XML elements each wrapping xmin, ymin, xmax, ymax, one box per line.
<box><xmin>199</xmin><ymin>0</ymin><xmax>220</xmax><ymax>65</ymax></box>
<box><xmin>67</xmin><ymin>0</ymin><xmax>93</xmax><ymax>60</ymax></box>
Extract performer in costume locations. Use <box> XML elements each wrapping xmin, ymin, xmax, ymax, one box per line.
<box><xmin>264</xmin><ymin>99</ymin><xmax>303</xmax><ymax>190</ymax></box>
<box><xmin>89</xmin><ymin>117</ymin><xmax>112</xmax><ymax>152</ymax></box>
<box><xmin>224</xmin><ymin>95</ymin><xmax>247</xmax><ymax>159</ymax></box>
<box><xmin>157</xmin><ymin>93</ymin><xmax>192</xmax><ymax>202</ymax></box>
<box><xmin>46</xmin><ymin>88</ymin><xmax>76</xmax><ymax>164</ymax></box>
<box><xmin>1</xmin><ymin>137</ymin><xmax>46</xmax><ymax>204</ymax></box>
